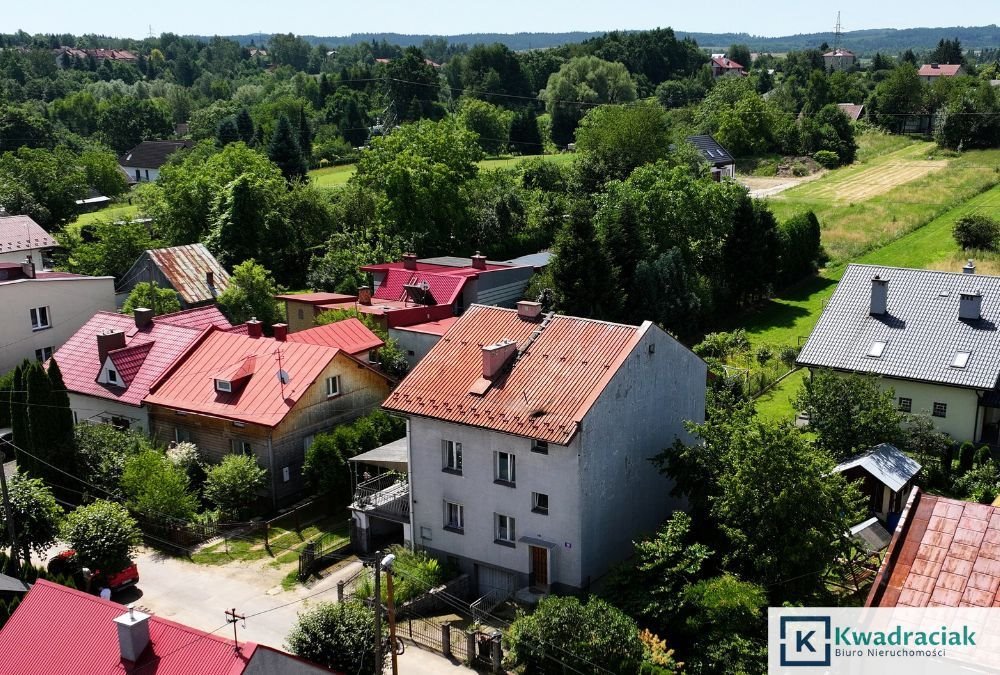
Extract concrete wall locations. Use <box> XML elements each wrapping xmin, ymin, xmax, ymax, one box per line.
<box><xmin>578</xmin><ymin>323</ymin><xmax>706</xmax><ymax>585</ymax></box>
<box><xmin>123</xmin><ymin>166</ymin><xmax>160</xmax><ymax>183</ymax></box>
<box><xmin>69</xmin><ymin>393</ymin><xmax>148</xmax><ymax>432</ymax></box>
<box><xmin>0</xmin><ymin>248</ymin><xmax>47</xmax><ymax>265</ymax></box>
<box><xmin>389</xmin><ymin>328</ymin><xmax>442</xmax><ymax>369</ymax></box>
<box><xmin>284</xmin><ymin>300</ymin><xmax>319</xmax><ymax>333</ymax></box>
<box><xmin>0</xmin><ymin>276</ymin><xmax>115</xmax><ymax>375</ymax></box>
<box><xmin>408</xmin><ymin>417</ymin><xmax>584</xmax><ymax>590</ymax></box>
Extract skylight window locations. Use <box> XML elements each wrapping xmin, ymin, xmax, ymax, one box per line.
<box><xmin>215</xmin><ymin>379</ymin><xmax>232</xmax><ymax>393</ymax></box>
<box><xmin>951</xmin><ymin>351</ymin><xmax>971</xmax><ymax>369</ymax></box>
<box><xmin>867</xmin><ymin>341</ymin><xmax>887</xmax><ymax>358</ymax></box>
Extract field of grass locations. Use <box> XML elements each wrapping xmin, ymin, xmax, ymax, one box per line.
<box><xmin>69</xmin><ymin>203</ymin><xmax>141</xmax><ymax>227</ymax></box>
<box><xmin>754</xmin><ymin>368</ymin><xmax>808</xmax><ymax>422</ymax></box>
<box><xmin>190</xmin><ymin>516</ymin><xmax>349</xmax><ymax>566</ymax></box>
<box><xmin>768</xmin><ymin>144</ymin><xmax>1000</xmax><ymax>262</ymax></box>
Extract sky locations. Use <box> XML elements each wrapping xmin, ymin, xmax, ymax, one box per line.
<box><xmin>4</xmin><ymin>1</ymin><xmax>997</xmax><ymax>39</ymax></box>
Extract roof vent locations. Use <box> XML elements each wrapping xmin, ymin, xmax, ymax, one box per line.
<box><xmin>964</xmin><ymin>259</ymin><xmax>976</xmax><ymax>275</ymax></box>
<box><xmin>113</xmin><ymin>604</ymin><xmax>151</xmax><ymax>662</ymax></box>
<box><xmin>870</xmin><ymin>276</ymin><xmax>889</xmax><ymax>316</ymax></box>
<box><xmin>959</xmin><ymin>291</ymin><xmax>982</xmax><ymax>321</ymax></box>
<box><xmin>482</xmin><ymin>339</ymin><xmax>517</xmax><ymax>380</ymax></box>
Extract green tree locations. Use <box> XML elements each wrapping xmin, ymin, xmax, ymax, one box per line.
<box><xmin>574</xmin><ymin>101</ymin><xmax>671</xmax><ymax>188</ymax></box>
<box><xmin>778</xmin><ymin>211</ymin><xmax>823</xmax><ymax>285</ymax></box>
<box><xmin>549</xmin><ymin>202</ymin><xmax>618</xmax><ymax>318</ymax></box>
<box><xmin>870</xmin><ymin>64</ymin><xmax>924</xmax><ymax>133</ymax></box>
<box><xmin>953</xmin><ymin>214</ymin><xmax>1000</xmax><ymax>251</ymax></box>
<box><xmin>268</xmin><ymin>113</ymin><xmax>308</xmax><ymax>182</ymax></box>
<box><xmin>682</xmin><ymin>574</ymin><xmax>768</xmax><ymax>674</ymax></box>
<box><xmin>217</xmin><ymin>259</ymin><xmax>282</xmax><ymax>328</ymax></box>
<box><xmin>95</xmin><ymin>96</ymin><xmax>173</xmax><ymax>154</ymax></box>
<box><xmin>794</xmin><ymin>370</ymin><xmax>904</xmax><ymax>461</ymax></box>
<box><xmin>635</xmin><ymin>248</ymin><xmax>706</xmax><ymax>338</ymax></box>
<box><xmin>60</xmin><ymin>500</ymin><xmax>141</xmax><ymax>574</ymax></box>
<box><xmin>121</xmin><ymin>450</ymin><xmax>198</xmax><ymax>522</ymax></box>
<box><xmin>505</xmin><ymin>596</ymin><xmax>644</xmax><ymax>674</ymax></box>
<box><xmin>384</xmin><ymin>47</ymin><xmax>443</xmax><ymax>122</ymax></box>
<box><xmin>205</xmin><ymin>172</ymin><xmax>285</xmax><ymax>268</ymax></box>
<box><xmin>122</xmin><ymin>282</ymin><xmax>182</xmax><ymax>316</ymax></box>
<box><xmin>541</xmin><ymin>56</ymin><xmax>637</xmax><ymax>146</ymax></box>
<box><xmin>0</xmin><ymin>146</ymin><xmax>88</xmax><ymax>226</ymax></box>
<box><xmin>216</xmin><ymin>117</ymin><xmax>239</xmax><ymax>147</ymax></box>
<box><xmin>287</xmin><ymin>600</ymin><xmax>386</xmax><ymax>674</ymax></box>
<box><xmin>722</xmin><ymin>195</ymin><xmax>780</xmax><ymax>307</ymax></box>
<box><xmin>726</xmin><ymin>45</ymin><xmax>752</xmax><ymax>71</ymax></box>
<box><xmin>78</xmin><ymin>148</ymin><xmax>128</xmax><ymax>198</ymax></box>
<box><xmin>0</xmin><ymin>474</ymin><xmax>62</xmax><ymax>572</ymax></box>
<box><xmin>457</xmin><ymin>97</ymin><xmax>514</xmax><ymax>155</ymax></box>
<box><xmin>235</xmin><ymin>108</ymin><xmax>255</xmax><ymax>145</ymax></box>
<box><xmin>203</xmin><ymin>454</ymin><xmax>267</xmax><ymax>518</ymax></box>
<box><xmin>62</xmin><ymin>220</ymin><xmax>158</xmax><ymax>280</ymax></box>
<box><xmin>73</xmin><ymin>423</ymin><xmax>151</xmax><ymax>498</ymax></box>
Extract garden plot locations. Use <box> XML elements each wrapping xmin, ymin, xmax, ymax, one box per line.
<box><xmin>803</xmin><ymin>158</ymin><xmax>948</xmax><ymax>203</ymax></box>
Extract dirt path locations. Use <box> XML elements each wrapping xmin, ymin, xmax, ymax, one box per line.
<box><xmin>740</xmin><ymin>171</ymin><xmax>825</xmax><ymax>198</ymax></box>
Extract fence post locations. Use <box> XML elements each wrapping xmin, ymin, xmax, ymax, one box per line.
<box><xmin>466</xmin><ymin>631</ymin><xmax>476</xmax><ymax>665</ymax></box>
<box><xmin>264</xmin><ymin>522</ymin><xmax>269</xmax><ymax>549</ymax></box>
<box><xmin>337</xmin><ymin>580</ymin><xmax>344</xmax><ymax>603</ymax></box>
<box><xmin>441</xmin><ymin>622</ymin><xmax>451</xmax><ymax>658</ymax></box>
<box><xmin>491</xmin><ymin>633</ymin><xmax>502</xmax><ymax>674</ymax></box>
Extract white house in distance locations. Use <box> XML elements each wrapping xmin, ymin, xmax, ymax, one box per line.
<box><xmin>0</xmin><ymin>215</ymin><xmax>57</xmax><ymax>265</ymax></box>
<box><xmin>118</xmin><ymin>140</ymin><xmax>194</xmax><ymax>184</ymax></box>
<box><xmin>797</xmin><ymin>262</ymin><xmax>1000</xmax><ymax>444</ymax></box>
<box><xmin>380</xmin><ymin>301</ymin><xmax>707</xmax><ymax>597</ymax></box>
<box><xmin>919</xmin><ymin>63</ymin><xmax>965</xmax><ymax>83</ymax></box>
<box><xmin>0</xmin><ymin>262</ymin><xmax>114</xmax><ymax>375</ymax></box>
<box><xmin>823</xmin><ymin>48</ymin><xmax>856</xmax><ymax>72</ymax></box>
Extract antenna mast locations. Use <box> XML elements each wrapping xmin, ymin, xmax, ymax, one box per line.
<box><xmin>834</xmin><ymin>11</ymin><xmax>842</xmax><ymax>51</ymax></box>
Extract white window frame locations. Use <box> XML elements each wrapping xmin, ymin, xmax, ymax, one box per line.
<box><xmin>215</xmin><ymin>379</ymin><xmax>232</xmax><ymax>393</ymax></box>
<box><xmin>34</xmin><ymin>346</ymin><xmax>53</xmax><ymax>362</ymax></box>
<box><xmin>444</xmin><ymin>501</ymin><xmax>464</xmax><ymax>532</ymax></box>
<box><xmin>232</xmin><ymin>439</ymin><xmax>253</xmax><ymax>455</ymax></box>
<box><xmin>442</xmin><ymin>440</ymin><xmax>463</xmax><ymax>473</ymax></box>
<box><xmin>532</xmin><ymin>492</ymin><xmax>549</xmax><ymax>515</ymax></box>
<box><xmin>495</xmin><ymin>513</ymin><xmax>516</xmax><ymax>544</ymax></box>
<box><xmin>326</xmin><ymin>375</ymin><xmax>340</xmax><ymax>398</ymax></box>
<box><xmin>107</xmin><ymin>368</ymin><xmax>118</xmax><ymax>384</ymax></box>
<box><xmin>495</xmin><ymin>451</ymin><xmax>515</xmax><ymax>484</ymax></box>
<box><xmin>30</xmin><ymin>306</ymin><xmax>50</xmax><ymax>330</ymax></box>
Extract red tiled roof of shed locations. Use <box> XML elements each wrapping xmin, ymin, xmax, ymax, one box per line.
<box><xmin>919</xmin><ymin>63</ymin><xmax>963</xmax><ymax>77</ymax></box>
<box><xmin>286</xmin><ymin>318</ymin><xmax>384</xmax><ymax>355</ymax></box>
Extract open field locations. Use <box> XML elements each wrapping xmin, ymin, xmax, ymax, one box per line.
<box><xmin>802</xmin><ymin>156</ymin><xmax>948</xmax><ymax>203</ymax></box>
<box><xmin>69</xmin><ymin>203</ymin><xmax>141</xmax><ymax>227</ymax></box>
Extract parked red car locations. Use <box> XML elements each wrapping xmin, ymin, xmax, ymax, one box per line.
<box><xmin>47</xmin><ymin>550</ymin><xmax>139</xmax><ymax>593</ymax></box>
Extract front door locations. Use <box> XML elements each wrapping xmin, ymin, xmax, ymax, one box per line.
<box><xmin>530</xmin><ymin>546</ymin><xmax>548</xmax><ymax>587</ymax></box>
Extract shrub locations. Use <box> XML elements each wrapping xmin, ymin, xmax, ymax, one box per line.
<box><xmin>953</xmin><ymin>462</ymin><xmax>1000</xmax><ymax>504</ymax></box>
<box><xmin>777</xmin><ymin>211</ymin><xmax>822</xmax><ymax>286</ymax></box>
<box><xmin>959</xmin><ymin>441</ymin><xmax>976</xmax><ymax>475</ymax></box>
<box><xmin>287</xmin><ymin>600</ymin><xmax>386</xmax><ymax>674</ymax></box>
<box><xmin>779</xmin><ymin>346</ymin><xmax>800</xmax><ymax>370</ymax></box>
<box><xmin>121</xmin><ymin>450</ymin><xmax>199</xmax><ymax>522</ymax></box>
<box><xmin>812</xmin><ymin>150</ymin><xmax>840</xmax><ymax>169</ymax></box>
<box><xmin>975</xmin><ymin>445</ymin><xmax>994</xmax><ymax>468</ymax></box>
<box><xmin>203</xmin><ymin>454</ymin><xmax>267</xmax><ymax>519</ymax></box>
<box><xmin>791</xmin><ymin>162</ymin><xmax>809</xmax><ymax>177</ymax></box>
<box><xmin>953</xmin><ymin>214</ymin><xmax>1000</xmax><ymax>251</ymax></box>
<box><xmin>354</xmin><ymin>545</ymin><xmax>450</xmax><ymax>605</ymax></box>
<box><xmin>755</xmin><ymin>345</ymin><xmax>774</xmax><ymax>366</ymax></box>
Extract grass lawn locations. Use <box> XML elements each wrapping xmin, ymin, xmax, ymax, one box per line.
<box><xmin>190</xmin><ymin>515</ymin><xmax>349</xmax><ymax>566</ymax></box>
<box><xmin>69</xmin><ymin>203</ymin><xmax>141</xmax><ymax>227</ymax></box>
<box><xmin>754</xmin><ymin>368</ymin><xmax>807</xmax><ymax>423</ymax></box>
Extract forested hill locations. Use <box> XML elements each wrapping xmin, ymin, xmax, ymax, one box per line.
<box><xmin>209</xmin><ymin>25</ymin><xmax>1000</xmax><ymax>55</ymax></box>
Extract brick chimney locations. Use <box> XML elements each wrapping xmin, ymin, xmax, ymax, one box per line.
<box><xmin>482</xmin><ymin>339</ymin><xmax>517</xmax><ymax>380</ymax></box>
<box><xmin>517</xmin><ymin>301</ymin><xmax>542</xmax><ymax>320</ymax></box>
<box><xmin>870</xmin><ymin>276</ymin><xmax>889</xmax><ymax>316</ymax></box>
<box><xmin>246</xmin><ymin>318</ymin><xmax>263</xmax><ymax>338</ymax></box>
<box><xmin>97</xmin><ymin>329</ymin><xmax>126</xmax><ymax>364</ymax></box>
<box><xmin>402</xmin><ymin>253</ymin><xmax>418</xmax><ymax>270</ymax></box>
<box><xmin>20</xmin><ymin>255</ymin><xmax>35</xmax><ymax>279</ymax></box>
<box><xmin>964</xmin><ymin>259</ymin><xmax>976</xmax><ymax>275</ymax></box>
<box><xmin>273</xmin><ymin>323</ymin><xmax>288</xmax><ymax>341</ymax></box>
<box><xmin>134</xmin><ymin>307</ymin><xmax>154</xmax><ymax>329</ymax></box>
<box><xmin>471</xmin><ymin>251</ymin><xmax>487</xmax><ymax>270</ymax></box>
<box><xmin>960</xmin><ymin>291</ymin><xmax>982</xmax><ymax>321</ymax></box>
<box><xmin>113</xmin><ymin>604</ymin><xmax>151</xmax><ymax>663</ymax></box>
<box><xmin>358</xmin><ymin>285</ymin><xmax>372</xmax><ymax>305</ymax></box>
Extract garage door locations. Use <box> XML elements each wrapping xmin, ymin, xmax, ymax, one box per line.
<box><xmin>475</xmin><ymin>562</ymin><xmax>516</xmax><ymax>598</ymax></box>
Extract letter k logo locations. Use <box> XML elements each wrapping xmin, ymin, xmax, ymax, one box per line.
<box><xmin>779</xmin><ymin>616</ymin><xmax>831</xmax><ymax>667</ymax></box>
<box><xmin>797</xmin><ymin>630</ymin><xmax>817</xmax><ymax>652</ymax></box>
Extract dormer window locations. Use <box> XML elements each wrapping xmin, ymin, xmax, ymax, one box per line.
<box><xmin>107</xmin><ymin>369</ymin><xmax>118</xmax><ymax>383</ymax></box>
<box><xmin>951</xmin><ymin>351</ymin><xmax>971</xmax><ymax>369</ymax></box>
<box><xmin>215</xmin><ymin>379</ymin><xmax>232</xmax><ymax>393</ymax></box>
<box><xmin>867</xmin><ymin>341</ymin><xmax>887</xmax><ymax>358</ymax></box>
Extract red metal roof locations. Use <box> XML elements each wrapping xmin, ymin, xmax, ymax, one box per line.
<box><xmin>868</xmin><ymin>489</ymin><xmax>1000</xmax><ymax>608</ymax></box>
<box><xmin>286</xmin><ymin>318</ymin><xmax>384</xmax><ymax>355</ymax></box>
<box><xmin>391</xmin><ymin>316</ymin><xmax>459</xmax><ymax>337</ymax></box>
<box><xmin>373</xmin><ymin>269</ymin><xmax>466</xmax><ymax>306</ymax></box>
<box><xmin>53</xmin><ymin>308</ymin><xmax>233</xmax><ymax>407</ymax></box>
<box><xmin>384</xmin><ymin>305</ymin><xmax>646</xmax><ymax>444</ymax></box>
<box><xmin>919</xmin><ymin>63</ymin><xmax>963</xmax><ymax>77</ymax></box>
<box><xmin>146</xmin><ymin>328</ymin><xmax>372</xmax><ymax>426</ymax></box>
<box><xmin>108</xmin><ymin>341</ymin><xmax>154</xmax><ymax>386</ymax></box>
<box><xmin>0</xmin><ymin>215</ymin><xmax>56</xmax><ymax>254</ymax></box>
<box><xmin>0</xmin><ymin>580</ymin><xmax>257</xmax><ymax>674</ymax></box>
<box><xmin>711</xmin><ymin>56</ymin><xmax>745</xmax><ymax>70</ymax></box>
<box><xmin>144</xmin><ymin>244</ymin><xmax>231</xmax><ymax>305</ymax></box>
<box><xmin>275</xmin><ymin>292</ymin><xmax>358</xmax><ymax>304</ymax></box>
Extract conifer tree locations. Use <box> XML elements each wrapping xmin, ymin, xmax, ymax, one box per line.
<box><xmin>9</xmin><ymin>361</ymin><xmax>30</xmax><ymax>460</ymax></box>
<box><xmin>235</xmin><ymin>108</ymin><xmax>255</xmax><ymax>145</ymax></box>
<box><xmin>216</xmin><ymin>117</ymin><xmax>239</xmax><ymax>147</ymax></box>
<box><xmin>267</xmin><ymin>114</ymin><xmax>308</xmax><ymax>182</ymax></box>
<box><xmin>297</xmin><ymin>107</ymin><xmax>313</xmax><ymax>160</ymax></box>
<box><xmin>550</xmin><ymin>202</ymin><xmax>618</xmax><ymax>318</ymax></box>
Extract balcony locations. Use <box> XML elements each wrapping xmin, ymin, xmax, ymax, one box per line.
<box><xmin>350</xmin><ymin>472</ymin><xmax>410</xmax><ymax>523</ymax></box>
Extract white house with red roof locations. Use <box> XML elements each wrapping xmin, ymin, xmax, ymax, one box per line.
<box><xmin>0</xmin><ymin>260</ymin><xmax>114</xmax><ymax>375</ymax></box>
<box><xmin>710</xmin><ymin>56</ymin><xmax>746</xmax><ymax>78</ymax></box>
<box><xmin>380</xmin><ymin>301</ymin><xmax>706</xmax><ymax>596</ymax></box>
<box><xmin>0</xmin><ymin>580</ymin><xmax>336</xmax><ymax>674</ymax></box>
<box><xmin>919</xmin><ymin>63</ymin><xmax>965</xmax><ymax>82</ymax></box>
<box><xmin>144</xmin><ymin>320</ymin><xmax>394</xmax><ymax>504</ymax></box>
<box><xmin>0</xmin><ymin>214</ymin><xmax>57</xmax><ymax>265</ymax></box>
<box><xmin>52</xmin><ymin>305</ymin><xmax>233</xmax><ymax>432</ymax></box>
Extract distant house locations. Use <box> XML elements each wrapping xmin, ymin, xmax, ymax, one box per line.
<box><xmin>797</xmin><ymin>263</ymin><xmax>1000</xmax><ymax>444</ymax></box>
<box><xmin>118</xmin><ymin>140</ymin><xmax>194</xmax><ymax>183</ymax></box>
<box><xmin>145</xmin><ymin>320</ymin><xmax>394</xmax><ymax>505</ymax></box>
<box><xmin>53</xmin><ymin>306</ymin><xmax>233</xmax><ymax>432</ymax></box>
<box><xmin>919</xmin><ymin>63</ymin><xmax>965</xmax><ymax>83</ymax></box>
<box><xmin>823</xmin><ymin>48</ymin><xmax>856</xmax><ymax>72</ymax></box>
<box><xmin>0</xmin><ymin>580</ymin><xmax>335</xmax><ymax>674</ymax></box>
<box><xmin>116</xmin><ymin>244</ymin><xmax>231</xmax><ymax>309</ymax></box>
<box><xmin>0</xmin><ymin>215</ymin><xmax>57</xmax><ymax>265</ymax></box>
<box><xmin>686</xmin><ymin>135</ymin><xmax>736</xmax><ymax>180</ymax></box>
<box><xmin>710</xmin><ymin>56</ymin><xmax>746</xmax><ymax>78</ymax></box>
<box><xmin>837</xmin><ymin>103</ymin><xmax>865</xmax><ymax>122</ymax></box>
<box><xmin>0</xmin><ymin>264</ymin><xmax>114</xmax><ymax>375</ymax></box>
<box><xmin>833</xmin><ymin>443</ymin><xmax>921</xmax><ymax>528</ymax></box>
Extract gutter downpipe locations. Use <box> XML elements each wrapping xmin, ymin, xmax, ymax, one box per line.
<box><xmin>405</xmin><ymin>417</ymin><xmax>415</xmax><ymax>552</ymax></box>
<box><xmin>267</xmin><ymin>432</ymin><xmax>277</xmax><ymax>511</ymax></box>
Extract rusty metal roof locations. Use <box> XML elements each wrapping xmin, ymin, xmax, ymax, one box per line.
<box><xmin>140</xmin><ymin>244</ymin><xmax>231</xmax><ymax>305</ymax></box>
<box><xmin>383</xmin><ymin>305</ymin><xmax>647</xmax><ymax>444</ymax></box>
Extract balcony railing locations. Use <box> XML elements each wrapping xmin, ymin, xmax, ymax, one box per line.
<box><xmin>351</xmin><ymin>472</ymin><xmax>410</xmax><ymax>520</ymax></box>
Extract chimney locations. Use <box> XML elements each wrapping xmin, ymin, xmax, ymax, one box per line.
<box><xmin>870</xmin><ymin>275</ymin><xmax>889</xmax><ymax>316</ymax></box>
<box><xmin>20</xmin><ymin>255</ymin><xmax>35</xmax><ymax>279</ymax></box>
<box><xmin>402</xmin><ymin>253</ymin><xmax>418</xmax><ymax>270</ymax></box>
<box><xmin>482</xmin><ymin>339</ymin><xmax>517</xmax><ymax>380</ymax></box>
<box><xmin>931</xmin><ymin>62</ymin><xmax>939</xmax><ymax>69</ymax></box>
<box><xmin>517</xmin><ymin>300</ymin><xmax>542</xmax><ymax>320</ymax></box>
<box><xmin>134</xmin><ymin>307</ymin><xmax>154</xmax><ymax>329</ymax></box>
<box><xmin>273</xmin><ymin>323</ymin><xmax>288</xmax><ymax>341</ymax></box>
<box><xmin>471</xmin><ymin>251</ymin><xmax>487</xmax><ymax>270</ymax></box>
<box><xmin>358</xmin><ymin>285</ymin><xmax>372</xmax><ymax>306</ymax></box>
<box><xmin>113</xmin><ymin>604</ymin><xmax>151</xmax><ymax>663</ymax></box>
<box><xmin>960</xmin><ymin>291</ymin><xmax>983</xmax><ymax>321</ymax></box>
<box><xmin>97</xmin><ymin>329</ymin><xmax>127</xmax><ymax>364</ymax></box>
<box><xmin>964</xmin><ymin>259</ymin><xmax>976</xmax><ymax>275</ymax></box>
<box><xmin>246</xmin><ymin>317</ymin><xmax>263</xmax><ymax>338</ymax></box>
<box><xmin>206</xmin><ymin>269</ymin><xmax>214</xmax><ymax>287</ymax></box>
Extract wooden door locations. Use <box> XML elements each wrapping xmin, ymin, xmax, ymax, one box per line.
<box><xmin>530</xmin><ymin>546</ymin><xmax>548</xmax><ymax>587</ymax></box>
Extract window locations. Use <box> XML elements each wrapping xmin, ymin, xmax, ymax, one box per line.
<box><xmin>107</xmin><ymin>369</ymin><xmax>118</xmax><ymax>383</ymax></box>
<box><xmin>134</xmin><ymin>169</ymin><xmax>140</xmax><ymax>182</ymax></box>
<box><xmin>215</xmin><ymin>379</ymin><xmax>232</xmax><ymax>393</ymax></box>
<box><xmin>495</xmin><ymin>513</ymin><xmax>516</xmax><ymax>545</ymax></box>
<box><xmin>933</xmin><ymin>402</ymin><xmax>948</xmax><ymax>418</ymax></box>
<box><xmin>297</xmin><ymin>308</ymin><xmax>305</xmax><ymax>320</ymax></box>
<box><xmin>444</xmin><ymin>501</ymin><xmax>464</xmax><ymax>532</ymax></box>
<box><xmin>232</xmin><ymin>439</ymin><xmax>253</xmax><ymax>455</ymax></box>
<box><xmin>867</xmin><ymin>340</ymin><xmax>887</xmax><ymax>358</ymax></box>
<box><xmin>442</xmin><ymin>440</ymin><xmax>462</xmax><ymax>474</ymax></box>
<box><xmin>898</xmin><ymin>397</ymin><xmax>912</xmax><ymax>413</ymax></box>
<box><xmin>531</xmin><ymin>440</ymin><xmax>548</xmax><ymax>454</ymax></box>
<box><xmin>952</xmin><ymin>351</ymin><xmax>971</xmax><ymax>369</ymax></box>
<box><xmin>495</xmin><ymin>452</ymin><xmax>516</xmax><ymax>485</ymax></box>
<box><xmin>175</xmin><ymin>427</ymin><xmax>192</xmax><ymax>443</ymax></box>
<box><xmin>34</xmin><ymin>346</ymin><xmax>53</xmax><ymax>362</ymax></box>
<box><xmin>532</xmin><ymin>492</ymin><xmax>549</xmax><ymax>515</ymax></box>
<box><xmin>326</xmin><ymin>376</ymin><xmax>340</xmax><ymax>398</ymax></box>
<box><xmin>368</xmin><ymin>349</ymin><xmax>378</xmax><ymax>364</ymax></box>
<box><xmin>29</xmin><ymin>306</ymin><xmax>50</xmax><ymax>330</ymax></box>
<box><xmin>110</xmin><ymin>416</ymin><xmax>131</xmax><ymax>430</ymax></box>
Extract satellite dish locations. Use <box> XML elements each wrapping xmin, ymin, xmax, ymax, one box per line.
<box><xmin>277</xmin><ymin>370</ymin><xmax>291</xmax><ymax>385</ymax></box>
<box><xmin>420</xmin><ymin>280</ymin><xmax>430</xmax><ymax>292</ymax></box>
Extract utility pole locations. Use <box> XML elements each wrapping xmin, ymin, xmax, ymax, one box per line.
<box><xmin>382</xmin><ymin>553</ymin><xmax>400</xmax><ymax>675</ymax></box>
<box><xmin>225</xmin><ymin>608</ymin><xmax>246</xmax><ymax>653</ymax></box>
<box><xmin>373</xmin><ymin>551</ymin><xmax>382</xmax><ymax>674</ymax></box>
<box><xmin>0</xmin><ymin>448</ymin><xmax>19</xmax><ymax>575</ymax></box>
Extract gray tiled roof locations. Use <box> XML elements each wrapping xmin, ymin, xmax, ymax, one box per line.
<box><xmin>833</xmin><ymin>443</ymin><xmax>921</xmax><ymax>493</ymax></box>
<box><xmin>686</xmin><ymin>134</ymin><xmax>735</xmax><ymax>166</ymax></box>
<box><xmin>797</xmin><ymin>264</ymin><xmax>1000</xmax><ymax>390</ymax></box>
